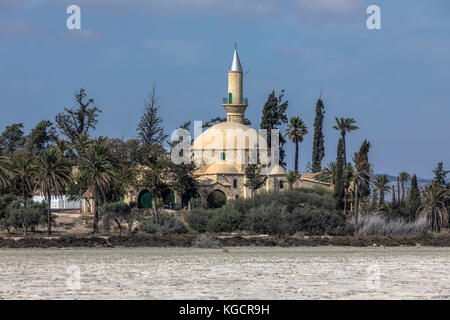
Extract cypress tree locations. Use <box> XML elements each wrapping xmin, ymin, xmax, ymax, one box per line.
<box><xmin>260</xmin><ymin>90</ymin><xmax>289</xmax><ymax>168</ymax></box>
<box><xmin>311</xmin><ymin>98</ymin><xmax>325</xmax><ymax>172</ymax></box>
<box><xmin>357</xmin><ymin>140</ymin><xmax>371</xmax><ymax>198</ymax></box>
<box><xmin>333</xmin><ymin>139</ymin><xmax>345</xmax><ymax>210</ymax></box>
<box><xmin>433</xmin><ymin>162</ymin><xmax>449</xmax><ymax>187</ymax></box>
<box><xmin>137</xmin><ymin>85</ymin><xmax>167</xmax><ymax>149</ymax></box>
<box><xmin>407</xmin><ymin>174</ymin><xmax>421</xmax><ymax>219</ymax></box>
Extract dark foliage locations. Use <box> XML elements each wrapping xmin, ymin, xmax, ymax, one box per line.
<box><xmin>55</xmin><ymin>89</ymin><xmax>101</xmax><ymax>145</ymax></box>
<box><xmin>333</xmin><ymin>138</ymin><xmax>345</xmax><ymax>210</ymax></box>
<box><xmin>260</xmin><ymin>90</ymin><xmax>289</xmax><ymax>168</ymax></box>
<box><xmin>311</xmin><ymin>98</ymin><xmax>325</xmax><ymax>172</ymax></box>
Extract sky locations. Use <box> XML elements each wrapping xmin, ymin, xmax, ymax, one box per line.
<box><xmin>0</xmin><ymin>0</ymin><xmax>449</xmax><ymax>178</ymax></box>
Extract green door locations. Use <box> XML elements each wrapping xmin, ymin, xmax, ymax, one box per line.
<box><xmin>140</xmin><ymin>191</ymin><xmax>152</xmax><ymax>208</ymax></box>
<box><xmin>169</xmin><ymin>191</ymin><xmax>175</xmax><ymax>209</ymax></box>
<box><xmin>228</xmin><ymin>92</ymin><xmax>232</xmax><ymax>104</ymax></box>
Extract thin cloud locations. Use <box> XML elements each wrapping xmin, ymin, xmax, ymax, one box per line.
<box><xmin>295</xmin><ymin>0</ymin><xmax>365</xmax><ymax>19</ymax></box>
<box><xmin>0</xmin><ymin>0</ymin><xmax>44</xmax><ymax>12</ymax></box>
<box><xmin>48</xmin><ymin>0</ymin><xmax>278</xmax><ymax>18</ymax></box>
<box><xmin>0</xmin><ymin>19</ymin><xmax>31</xmax><ymax>37</ymax></box>
<box><xmin>60</xmin><ymin>29</ymin><xmax>102</xmax><ymax>42</ymax></box>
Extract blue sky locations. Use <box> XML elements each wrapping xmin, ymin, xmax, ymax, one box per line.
<box><xmin>0</xmin><ymin>0</ymin><xmax>449</xmax><ymax>178</ymax></box>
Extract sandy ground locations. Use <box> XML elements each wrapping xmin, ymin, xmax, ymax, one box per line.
<box><xmin>0</xmin><ymin>247</ymin><xmax>449</xmax><ymax>299</ymax></box>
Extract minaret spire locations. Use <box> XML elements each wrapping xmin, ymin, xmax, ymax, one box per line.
<box><xmin>223</xmin><ymin>45</ymin><xmax>247</xmax><ymax>124</ymax></box>
<box><xmin>230</xmin><ymin>46</ymin><xmax>243</xmax><ymax>72</ymax></box>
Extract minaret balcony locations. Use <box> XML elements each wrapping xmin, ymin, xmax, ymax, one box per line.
<box><xmin>222</xmin><ymin>97</ymin><xmax>248</xmax><ymax>105</ymax></box>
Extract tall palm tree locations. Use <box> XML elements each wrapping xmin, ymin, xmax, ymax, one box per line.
<box><xmin>373</xmin><ymin>174</ymin><xmax>390</xmax><ymax>206</ymax></box>
<box><xmin>285</xmin><ymin>170</ymin><xmax>300</xmax><ymax>190</ymax></box>
<box><xmin>79</xmin><ymin>140</ymin><xmax>115</xmax><ymax>233</ymax></box>
<box><xmin>398</xmin><ymin>171</ymin><xmax>410</xmax><ymax>202</ymax></box>
<box><xmin>0</xmin><ymin>155</ymin><xmax>11</xmax><ymax>190</ymax></box>
<box><xmin>332</xmin><ymin>117</ymin><xmax>358</xmax><ymax>165</ymax></box>
<box><xmin>35</xmin><ymin>148</ymin><xmax>72</xmax><ymax>234</ymax></box>
<box><xmin>417</xmin><ymin>182</ymin><xmax>449</xmax><ymax>233</ymax></box>
<box><xmin>286</xmin><ymin>117</ymin><xmax>308</xmax><ymax>172</ymax></box>
<box><xmin>10</xmin><ymin>152</ymin><xmax>36</xmax><ymax>200</ymax></box>
<box><xmin>352</xmin><ymin>152</ymin><xmax>373</xmax><ymax>227</ymax></box>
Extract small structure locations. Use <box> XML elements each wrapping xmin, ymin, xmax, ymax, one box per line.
<box><xmin>82</xmin><ymin>188</ymin><xmax>96</xmax><ymax>213</ymax></box>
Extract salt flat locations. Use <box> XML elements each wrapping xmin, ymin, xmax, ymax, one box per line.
<box><xmin>0</xmin><ymin>247</ymin><xmax>449</xmax><ymax>299</ymax></box>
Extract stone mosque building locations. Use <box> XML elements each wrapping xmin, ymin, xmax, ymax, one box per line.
<box><xmin>189</xmin><ymin>47</ymin><xmax>330</xmax><ymax>208</ymax></box>
<box><xmin>82</xmin><ymin>47</ymin><xmax>330</xmax><ymax>212</ymax></box>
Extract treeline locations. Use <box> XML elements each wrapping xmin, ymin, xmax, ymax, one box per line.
<box><xmin>0</xmin><ymin>87</ymin><xmax>197</xmax><ymax>235</ymax></box>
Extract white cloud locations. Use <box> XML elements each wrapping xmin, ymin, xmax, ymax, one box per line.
<box><xmin>48</xmin><ymin>0</ymin><xmax>278</xmax><ymax>18</ymax></box>
<box><xmin>60</xmin><ymin>29</ymin><xmax>102</xmax><ymax>42</ymax></box>
<box><xmin>295</xmin><ymin>0</ymin><xmax>365</xmax><ymax>18</ymax></box>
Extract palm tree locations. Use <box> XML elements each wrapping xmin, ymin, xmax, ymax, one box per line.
<box><xmin>352</xmin><ymin>152</ymin><xmax>373</xmax><ymax>227</ymax></box>
<box><xmin>417</xmin><ymin>182</ymin><xmax>449</xmax><ymax>232</ymax></box>
<box><xmin>373</xmin><ymin>174</ymin><xmax>390</xmax><ymax>206</ymax></box>
<box><xmin>54</xmin><ymin>138</ymin><xmax>73</xmax><ymax>158</ymax></box>
<box><xmin>10</xmin><ymin>152</ymin><xmax>36</xmax><ymax>200</ymax></box>
<box><xmin>35</xmin><ymin>148</ymin><xmax>72</xmax><ymax>234</ymax></box>
<box><xmin>74</xmin><ymin>133</ymin><xmax>93</xmax><ymax>158</ymax></box>
<box><xmin>286</xmin><ymin>117</ymin><xmax>308</xmax><ymax>172</ymax></box>
<box><xmin>324</xmin><ymin>162</ymin><xmax>337</xmax><ymax>184</ymax></box>
<box><xmin>332</xmin><ymin>117</ymin><xmax>358</xmax><ymax>165</ymax></box>
<box><xmin>398</xmin><ymin>171</ymin><xmax>410</xmax><ymax>202</ymax></box>
<box><xmin>0</xmin><ymin>155</ymin><xmax>11</xmax><ymax>190</ymax></box>
<box><xmin>285</xmin><ymin>171</ymin><xmax>300</xmax><ymax>190</ymax></box>
<box><xmin>79</xmin><ymin>139</ymin><xmax>115</xmax><ymax>233</ymax></box>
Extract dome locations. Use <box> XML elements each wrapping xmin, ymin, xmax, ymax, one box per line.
<box><xmin>205</xmin><ymin>163</ymin><xmax>241</xmax><ymax>175</ymax></box>
<box><xmin>269</xmin><ymin>165</ymin><xmax>286</xmax><ymax>175</ymax></box>
<box><xmin>192</xmin><ymin>122</ymin><xmax>264</xmax><ymax>151</ymax></box>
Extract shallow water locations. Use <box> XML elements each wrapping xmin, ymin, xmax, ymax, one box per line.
<box><xmin>0</xmin><ymin>247</ymin><xmax>449</xmax><ymax>299</ymax></box>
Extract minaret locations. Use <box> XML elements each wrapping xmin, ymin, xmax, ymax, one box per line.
<box><xmin>222</xmin><ymin>45</ymin><xmax>248</xmax><ymax>124</ymax></box>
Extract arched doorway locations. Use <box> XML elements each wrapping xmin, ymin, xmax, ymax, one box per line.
<box><xmin>138</xmin><ymin>190</ymin><xmax>152</xmax><ymax>209</ymax></box>
<box><xmin>207</xmin><ymin>189</ymin><xmax>227</xmax><ymax>208</ymax></box>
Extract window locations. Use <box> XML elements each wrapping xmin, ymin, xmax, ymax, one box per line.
<box><xmin>228</xmin><ymin>92</ymin><xmax>232</xmax><ymax>104</ymax></box>
<box><xmin>221</xmin><ymin>152</ymin><xmax>226</xmax><ymax>160</ymax></box>
<box><xmin>280</xmin><ymin>180</ymin><xmax>284</xmax><ymax>189</ymax></box>
<box><xmin>233</xmin><ymin>179</ymin><xmax>237</xmax><ymax>188</ymax></box>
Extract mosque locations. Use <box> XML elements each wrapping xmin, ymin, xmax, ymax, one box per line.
<box><xmin>82</xmin><ymin>47</ymin><xmax>330</xmax><ymax>212</ymax></box>
<box><xmin>185</xmin><ymin>47</ymin><xmax>330</xmax><ymax>208</ymax></box>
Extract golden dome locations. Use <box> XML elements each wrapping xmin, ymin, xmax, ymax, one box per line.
<box><xmin>192</xmin><ymin>122</ymin><xmax>264</xmax><ymax>151</ymax></box>
<box><xmin>204</xmin><ymin>162</ymin><xmax>241</xmax><ymax>175</ymax></box>
<box><xmin>269</xmin><ymin>165</ymin><xmax>286</xmax><ymax>175</ymax></box>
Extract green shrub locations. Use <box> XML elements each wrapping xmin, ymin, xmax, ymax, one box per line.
<box><xmin>284</xmin><ymin>208</ymin><xmax>353</xmax><ymax>236</ymax></box>
<box><xmin>228</xmin><ymin>188</ymin><xmax>335</xmax><ymax>215</ymax></box>
<box><xmin>161</xmin><ymin>219</ymin><xmax>188</xmax><ymax>235</ymax></box>
<box><xmin>101</xmin><ymin>201</ymin><xmax>137</xmax><ymax>233</ymax></box>
<box><xmin>2</xmin><ymin>198</ymin><xmax>48</xmax><ymax>234</ymax></box>
<box><xmin>244</xmin><ymin>203</ymin><xmax>289</xmax><ymax>235</ymax></box>
<box><xmin>206</xmin><ymin>206</ymin><xmax>242</xmax><ymax>233</ymax></box>
<box><xmin>185</xmin><ymin>208</ymin><xmax>212</xmax><ymax>232</ymax></box>
<box><xmin>139</xmin><ymin>213</ymin><xmax>188</xmax><ymax>235</ymax></box>
<box><xmin>139</xmin><ymin>218</ymin><xmax>161</xmax><ymax>234</ymax></box>
<box><xmin>101</xmin><ymin>202</ymin><xmax>134</xmax><ymax>216</ymax></box>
